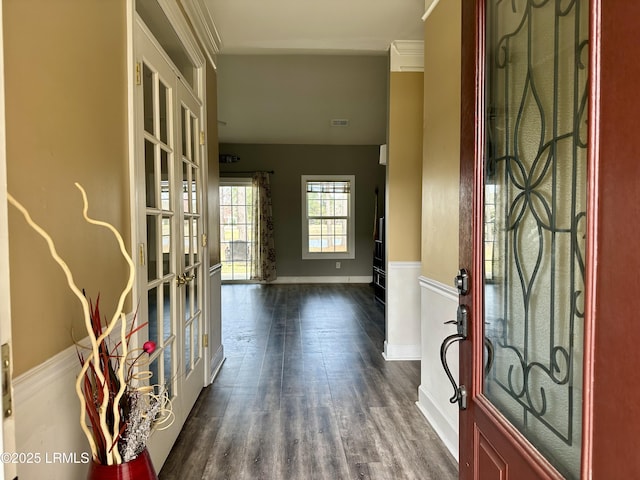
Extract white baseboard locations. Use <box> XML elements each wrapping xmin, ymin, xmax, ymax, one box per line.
<box><xmin>382</xmin><ymin>340</ymin><xmax>421</xmax><ymax>361</ymax></box>
<box><xmin>271</xmin><ymin>275</ymin><xmax>372</xmax><ymax>284</ymax></box>
<box><xmin>416</xmin><ymin>385</ymin><xmax>459</xmax><ymax>461</ymax></box>
<box><xmin>209</xmin><ymin>344</ymin><xmax>225</xmax><ymax>384</ymax></box>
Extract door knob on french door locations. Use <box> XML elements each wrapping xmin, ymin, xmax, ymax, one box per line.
<box><xmin>176</xmin><ymin>273</ymin><xmax>194</xmax><ymax>286</ymax></box>
<box><xmin>440</xmin><ymin>304</ymin><xmax>469</xmax><ymax>410</ymax></box>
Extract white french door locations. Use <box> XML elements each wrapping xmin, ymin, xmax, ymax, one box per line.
<box><xmin>176</xmin><ymin>80</ymin><xmax>205</xmax><ymax>413</ymax></box>
<box><xmin>134</xmin><ymin>17</ymin><xmax>204</xmax><ymax>463</ymax></box>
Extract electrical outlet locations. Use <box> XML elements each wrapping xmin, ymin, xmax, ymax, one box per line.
<box><xmin>336</xmin><ymin>261</ymin><xmax>341</xmax><ymax>269</ymax></box>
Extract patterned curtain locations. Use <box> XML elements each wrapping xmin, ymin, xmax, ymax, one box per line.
<box><xmin>251</xmin><ymin>172</ymin><xmax>277</xmax><ymax>282</ymax></box>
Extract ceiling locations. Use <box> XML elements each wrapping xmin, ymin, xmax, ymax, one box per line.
<box><xmin>205</xmin><ymin>0</ymin><xmax>426</xmax><ymax>55</ymax></box>
<box><xmin>203</xmin><ymin>0</ymin><xmax>426</xmax><ymax>145</ymax></box>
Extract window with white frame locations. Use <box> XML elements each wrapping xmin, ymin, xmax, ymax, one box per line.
<box><xmin>301</xmin><ymin>175</ymin><xmax>355</xmax><ymax>260</ymax></box>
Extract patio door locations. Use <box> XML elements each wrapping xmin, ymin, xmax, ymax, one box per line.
<box><xmin>456</xmin><ymin>1</ymin><xmax>640</xmax><ymax>478</ymax></box>
<box><xmin>134</xmin><ymin>17</ymin><xmax>204</xmax><ymax>463</ymax></box>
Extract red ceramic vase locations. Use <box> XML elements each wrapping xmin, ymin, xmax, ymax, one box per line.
<box><xmin>86</xmin><ymin>449</ymin><xmax>158</xmax><ymax>480</ymax></box>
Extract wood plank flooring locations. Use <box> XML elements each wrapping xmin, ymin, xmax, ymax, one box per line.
<box><xmin>159</xmin><ymin>283</ymin><xmax>458</xmax><ymax>480</ymax></box>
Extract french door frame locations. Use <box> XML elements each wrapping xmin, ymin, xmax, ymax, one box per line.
<box><xmin>128</xmin><ymin>2</ymin><xmax>210</xmax><ymax>467</ymax></box>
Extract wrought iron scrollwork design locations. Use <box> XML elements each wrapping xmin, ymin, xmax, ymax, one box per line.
<box><xmin>483</xmin><ymin>0</ymin><xmax>588</xmax><ymax>470</ymax></box>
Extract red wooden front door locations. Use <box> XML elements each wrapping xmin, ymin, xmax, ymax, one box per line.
<box><xmin>456</xmin><ymin>1</ymin><xmax>640</xmax><ymax>478</ymax></box>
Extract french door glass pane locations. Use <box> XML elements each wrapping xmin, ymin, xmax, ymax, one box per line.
<box><xmin>181</xmin><ymin>106</ymin><xmax>187</xmax><ymax>156</ymax></box>
<box><xmin>163</xmin><ymin>343</ymin><xmax>173</xmax><ymax>398</ymax></box>
<box><xmin>147</xmin><ymin>286</ymin><xmax>159</xmax><ymax>345</ymax></box>
<box><xmin>482</xmin><ymin>1</ymin><xmax>588</xmax><ymax>478</ymax></box>
<box><xmin>159</xmin><ymin>80</ymin><xmax>169</xmax><ymax>144</ymax></box>
<box><xmin>184</xmin><ymin>323</ymin><xmax>192</xmax><ymax>375</ymax></box>
<box><xmin>182</xmin><ymin>162</ymin><xmax>189</xmax><ymax>212</ymax></box>
<box><xmin>160</xmin><ymin>150</ymin><xmax>170</xmax><ymax>210</ymax></box>
<box><xmin>143</xmin><ymin>65</ymin><xmax>153</xmax><ymax>134</ymax></box>
<box><xmin>161</xmin><ymin>216</ymin><xmax>171</xmax><ymax>276</ymax></box>
<box><xmin>190</xmin><ymin>116</ymin><xmax>196</xmax><ymax>162</ymax></box>
<box><xmin>184</xmin><ymin>282</ymin><xmax>191</xmax><ymax>320</ymax></box>
<box><xmin>191</xmin><ymin>166</ymin><xmax>198</xmax><ymax>213</ymax></box>
<box><xmin>144</xmin><ymin>141</ymin><xmax>156</xmax><ymax>208</ymax></box>
<box><xmin>193</xmin><ymin>311</ymin><xmax>199</xmax><ymax>361</ymax></box>
<box><xmin>146</xmin><ymin>215</ymin><xmax>157</xmax><ymax>281</ymax></box>
<box><xmin>162</xmin><ymin>281</ymin><xmax>172</xmax><ymax>342</ymax></box>
<box><xmin>192</xmin><ymin>218</ymin><xmax>199</xmax><ymax>263</ymax></box>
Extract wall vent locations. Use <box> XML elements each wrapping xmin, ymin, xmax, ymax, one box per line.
<box><xmin>330</xmin><ymin>119</ymin><xmax>350</xmax><ymax>127</ymax></box>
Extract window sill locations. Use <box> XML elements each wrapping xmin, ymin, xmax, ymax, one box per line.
<box><xmin>302</xmin><ymin>251</ymin><xmax>355</xmax><ymax>260</ymax></box>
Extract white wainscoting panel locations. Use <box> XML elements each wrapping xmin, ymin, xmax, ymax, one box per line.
<box><xmin>208</xmin><ymin>263</ymin><xmax>224</xmax><ymax>384</ymax></box>
<box><xmin>14</xmin><ymin>342</ymin><xmax>91</xmax><ymax>480</ymax></box>
<box><xmin>383</xmin><ymin>262</ymin><xmax>421</xmax><ymax>361</ymax></box>
<box><xmin>416</xmin><ymin>276</ymin><xmax>460</xmax><ymax>461</ymax></box>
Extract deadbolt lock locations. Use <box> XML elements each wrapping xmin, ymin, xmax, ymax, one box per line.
<box><xmin>455</xmin><ymin>268</ymin><xmax>470</xmax><ymax>295</ymax></box>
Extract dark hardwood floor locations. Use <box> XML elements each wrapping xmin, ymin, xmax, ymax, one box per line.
<box><xmin>160</xmin><ymin>283</ymin><xmax>458</xmax><ymax>480</ymax></box>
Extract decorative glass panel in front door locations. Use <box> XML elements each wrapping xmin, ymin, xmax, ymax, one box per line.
<box><xmin>483</xmin><ymin>1</ymin><xmax>588</xmax><ymax>477</ymax></box>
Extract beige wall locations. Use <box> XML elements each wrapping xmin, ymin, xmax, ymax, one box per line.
<box><xmin>205</xmin><ymin>62</ymin><xmax>222</xmax><ymax>353</ymax></box>
<box><xmin>387</xmin><ymin>72</ymin><xmax>424</xmax><ymax>262</ymax></box>
<box><xmin>4</xmin><ymin>0</ymin><xmax>129</xmax><ymax>376</ymax></box>
<box><xmin>206</xmin><ymin>62</ymin><xmax>221</xmax><ymax>267</ymax></box>
<box><xmin>421</xmin><ymin>0</ymin><xmax>461</xmax><ymax>283</ymax></box>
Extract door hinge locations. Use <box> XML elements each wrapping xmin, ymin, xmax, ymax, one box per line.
<box><xmin>199</xmin><ymin>131</ymin><xmax>205</xmax><ymax>145</ymax></box>
<box><xmin>2</xmin><ymin>343</ymin><xmax>13</xmax><ymax>418</ymax></box>
<box><xmin>138</xmin><ymin>243</ymin><xmax>145</xmax><ymax>266</ymax></box>
<box><xmin>203</xmin><ymin>334</ymin><xmax>209</xmax><ymax>348</ymax></box>
<box><xmin>202</xmin><ymin>234</ymin><xmax>208</xmax><ymax>247</ymax></box>
<box><xmin>135</xmin><ymin>62</ymin><xmax>142</xmax><ymax>86</ymax></box>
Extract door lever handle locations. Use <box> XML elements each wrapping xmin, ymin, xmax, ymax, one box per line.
<box><xmin>439</xmin><ymin>304</ymin><xmax>469</xmax><ymax>410</ymax></box>
<box><xmin>440</xmin><ymin>332</ymin><xmax>467</xmax><ymax>409</ymax></box>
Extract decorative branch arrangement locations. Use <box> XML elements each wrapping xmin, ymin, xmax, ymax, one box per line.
<box><xmin>8</xmin><ymin>183</ymin><xmax>173</xmax><ymax>465</ymax></box>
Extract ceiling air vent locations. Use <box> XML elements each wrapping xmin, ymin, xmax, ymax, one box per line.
<box><xmin>330</xmin><ymin>119</ymin><xmax>350</xmax><ymax>127</ymax></box>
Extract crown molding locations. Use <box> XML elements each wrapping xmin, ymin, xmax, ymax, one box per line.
<box><xmin>181</xmin><ymin>0</ymin><xmax>222</xmax><ymax>69</ymax></box>
<box><xmin>390</xmin><ymin>40</ymin><xmax>424</xmax><ymax>72</ymax></box>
